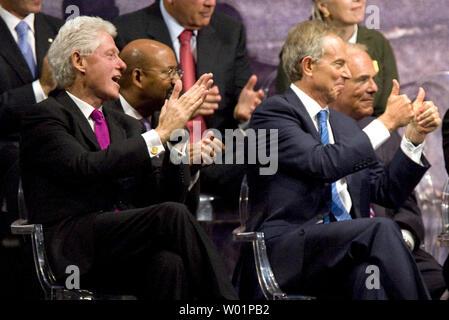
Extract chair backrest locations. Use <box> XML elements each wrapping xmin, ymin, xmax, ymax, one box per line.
<box><xmin>15</xmin><ymin>179</ymin><xmax>63</xmax><ymax>299</ymax></box>
<box><xmin>234</xmin><ymin>174</ymin><xmax>314</xmax><ymax>300</ymax></box>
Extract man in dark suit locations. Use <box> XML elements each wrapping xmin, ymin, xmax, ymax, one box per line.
<box><xmin>238</xmin><ymin>20</ymin><xmax>441</xmax><ymax>299</ymax></box>
<box><xmin>0</xmin><ymin>0</ymin><xmax>62</xmax><ymax>217</ymax></box>
<box><xmin>20</xmin><ymin>16</ymin><xmax>237</xmax><ymax>300</ymax></box>
<box><xmin>113</xmin><ymin>0</ymin><xmax>264</xmax><ymax>208</ymax></box>
<box><xmin>330</xmin><ymin>43</ymin><xmax>448</xmax><ymax>300</ymax></box>
<box><xmin>104</xmin><ymin>38</ymin><xmax>223</xmax><ymax>213</ymax></box>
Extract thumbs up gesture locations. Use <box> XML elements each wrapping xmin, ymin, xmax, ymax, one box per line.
<box><xmin>405</xmin><ymin>87</ymin><xmax>441</xmax><ymax>144</ymax></box>
<box><xmin>378</xmin><ymin>79</ymin><xmax>415</xmax><ymax>132</ymax></box>
<box><xmin>233</xmin><ymin>74</ymin><xmax>265</xmax><ymax>122</ymax></box>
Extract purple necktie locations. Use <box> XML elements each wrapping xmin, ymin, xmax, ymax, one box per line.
<box><xmin>90</xmin><ymin>109</ymin><xmax>110</xmax><ymax>150</ymax></box>
<box><xmin>140</xmin><ymin>118</ymin><xmax>151</xmax><ymax>132</ymax></box>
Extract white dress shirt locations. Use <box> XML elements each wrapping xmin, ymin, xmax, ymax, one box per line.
<box><xmin>159</xmin><ymin>0</ymin><xmax>198</xmax><ymax>62</ymax></box>
<box><xmin>290</xmin><ymin>83</ymin><xmax>424</xmax><ymax>214</ymax></box>
<box><xmin>0</xmin><ymin>5</ymin><xmax>46</xmax><ymax>103</ymax></box>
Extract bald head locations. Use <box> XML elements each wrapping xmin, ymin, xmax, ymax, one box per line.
<box><xmin>119</xmin><ymin>39</ymin><xmax>176</xmax><ymax>88</ymax></box>
<box><xmin>331</xmin><ymin>44</ymin><xmax>378</xmax><ymax>120</ymax></box>
<box><xmin>118</xmin><ymin>39</ymin><xmax>180</xmax><ymax>117</ymax></box>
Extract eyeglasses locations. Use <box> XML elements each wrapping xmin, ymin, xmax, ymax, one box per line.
<box><xmin>142</xmin><ymin>66</ymin><xmax>183</xmax><ymax>80</ymax></box>
<box><xmin>162</xmin><ymin>66</ymin><xmax>183</xmax><ymax>79</ymax></box>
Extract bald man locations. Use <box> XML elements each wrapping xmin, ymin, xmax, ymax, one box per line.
<box><xmin>330</xmin><ymin>44</ymin><xmax>448</xmax><ymax>300</ymax></box>
<box><xmin>105</xmin><ymin>39</ymin><xmax>223</xmax><ymax>213</ymax></box>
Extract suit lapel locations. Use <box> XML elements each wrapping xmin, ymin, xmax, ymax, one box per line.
<box><xmin>196</xmin><ymin>23</ymin><xmax>221</xmax><ymax>77</ymax></box>
<box><xmin>0</xmin><ymin>16</ymin><xmax>34</xmax><ymax>83</ymax></box>
<box><xmin>56</xmin><ymin>92</ymin><xmax>101</xmax><ymax>150</ymax></box>
<box><xmin>103</xmin><ymin>107</ymin><xmax>127</xmax><ymax>144</ymax></box>
<box><xmin>284</xmin><ymin>88</ymin><xmax>321</xmax><ymax>142</ymax></box>
<box><xmin>145</xmin><ymin>4</ymin><xmax>173</xmax><ymax>50</ymax></box>
<box><xmin>34</xmin><ymin>13</ymin><xmax>55</xmax><ymax>75</ymax></box>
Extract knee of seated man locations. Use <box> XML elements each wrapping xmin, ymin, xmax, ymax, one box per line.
<box><xmin>369</xmin><ymin>217</ymin><xmax>402</xmax><ymax>237</ymax></box>
<box><xmin>155</xmin><ymin>201</ymin><xmax>193</xmax><ymax>221</ymax></box>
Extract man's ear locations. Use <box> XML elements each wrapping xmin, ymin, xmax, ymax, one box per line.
<box><xmin>302</xmin><ymin>56</ymin><xmax>315</xmax><ymax>77</ymax></box>
<box><xmin>132</xmin><ymin>68</ymin><xmax>144</xmax><ymax>89</ymax></box>
<box><xmin>71</xmin><ymin>51</ymin><xmax>86</xmax><ymax>74</ymax></box>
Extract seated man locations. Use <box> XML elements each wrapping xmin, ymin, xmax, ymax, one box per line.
<box><xmin>330</xmin><ymin>43</ymin><xmax>448</xmax><ymax>300</ymax></box>
<box><xmin>19</xmin><ymin>16</ymin><xmax>236</xmax><ymax>300</ymax></box>
<box><xmin>105</xmin><ymin>39</ymin><xmax>223</xmax><ymax>212</ymax></box>
<box><xmin>237</xmin><ymin>20</ymin><xmax>440</xmax><ymax>299</ymax></box>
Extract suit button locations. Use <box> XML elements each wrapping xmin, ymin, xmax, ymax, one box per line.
<box><xmin>299</xmin><ymin>229</ymin><xmax>305</xmax><ymax>236</ymax></box>
<box><xmin>150</xmin><ymin>146</ymin><xmax>159</xmax><ymax>155</ymax></box>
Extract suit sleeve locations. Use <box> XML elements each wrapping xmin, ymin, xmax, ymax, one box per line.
<box><xmin>249</xmin><ymin>97</ymin><xmax>377</xmax><ymax>182</ymax></box>
<box><xmin>443</xmin><ymin>109</ymin><xmax>449</xmax><ymax>174</ymax></box>
<box><xmin>20</xmin><ymin>103</ymin><xmax>150</xmax><ymax>183</ymax></box>
<box><xmin>0</xmin><ymin>82</ymin><xmax>36</xmax><ymax>135</ymax></box>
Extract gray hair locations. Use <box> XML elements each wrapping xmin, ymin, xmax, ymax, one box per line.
<box><xmin>281</xmin><ymin>20</ymin><xmax>338</xmax><ymax>83</ymax></box>
<box><xmin>47</xmin><ymin>16</ymin><xmax>117</xmax><ymax>88</ymax></box>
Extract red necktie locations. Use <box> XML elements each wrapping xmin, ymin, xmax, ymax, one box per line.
<box><xmin>90</xmin><ymin>109</ymin><xmax>110</xmax><ymax>150</ymax></box>
<box><xmin>178</xmin><ymin>29</ymin><xmax>207</xmax><ymax>142</ymax></box>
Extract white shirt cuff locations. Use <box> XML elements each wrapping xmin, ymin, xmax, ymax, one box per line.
<box><xmin>401</xmin><ymin>229</ymin><xmax>416</xmax><ymax>251</ymax></box>
<box><xmin>363</xmin><ymin>119</ymin><xmax>390</xmax><ymax>150</ymax></box>
<box><xmin>142</xmin><ymin>129</ymin><xmax>165</xmax><ymax>158</ymax></box>
<box><xmin>32</xmin><ymin>80</ymin><xmax>47</xmax><ymax>103</ymax></box>
<box><xmin>400</xmin><ymin>136</ymin><xmax>424</xmax><ymax>166</ymax></box>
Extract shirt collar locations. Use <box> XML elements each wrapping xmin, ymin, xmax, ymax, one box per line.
<box><xmin>348</xmin><ymin>24</ymin><xmax>358</xmax><ymax>44</ymax></box>
<box><xmin>290</xmin><ymin>83</ymin><xmax>329</xmax><ymax>123</ymax></box>
<box><xmin>0</xmin><ymin>5</ymin><xmax>35</xmax><ymax>36</ymax></box>
<box><xmin>119</xmin><ymin>94</ymin><xmax>143</xmax><ymax>120</ymax></box>
<box><xmin>159</xmin><ymin>0</ymin><xmax>198</xmax><ymax>44</ymax></box>
<box><xmin>66</xmin><ymin>90</ymin><xmax>103</xmax><ymax>121</ymax></box>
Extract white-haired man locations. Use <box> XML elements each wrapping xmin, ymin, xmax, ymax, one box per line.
<box><xmin>19</xmin><ymin>16</ymin><xmax>237</xmax><ymax>300</ymax></box>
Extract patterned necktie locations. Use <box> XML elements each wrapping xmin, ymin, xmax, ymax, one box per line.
<box><xmin>317</xmin><ymin>110</ymin><xmax>352</xmax><ymax>223</ymax></box>
<box><xmin>90</xmin><ymin>109</ymin><xmax>110</xmax><ymax>150</ymax></box>
<box><xmin>15</xmin><ymin>21</ymin><xmax>37</xmax><ymax>79</ymax></box>
<box><xmin>178</xmin><ymin>29</ymin><xmax>207</xmax><ymax>142</ymax></box>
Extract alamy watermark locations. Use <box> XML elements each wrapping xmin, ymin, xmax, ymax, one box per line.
<box><xmin>169</xmin><ymin>123</ymin><xmax>279</xmax><ymax>176</ymax></box>
<box><xmin>365</xmin><ymin>264</ymin><xmax>380</xmax><ymax>290</ymax></box>
<box><xmin>365</xmin><ymin>5</ymin><xmax>380</xmax><ymax>30</ymax></box>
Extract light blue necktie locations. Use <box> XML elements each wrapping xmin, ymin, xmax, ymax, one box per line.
<box><xmin>317</xmin><ymin>110</ymin><xmax>352</xmax><ymax>223</ymax></box>
<box><xmin>15</xmin><ymin>20</ymin><xmax>37</xmax><ymax>79</ymax></box>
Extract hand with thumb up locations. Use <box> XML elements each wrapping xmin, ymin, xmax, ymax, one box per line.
<box><xmin>377</xmin><ymin>79</ymin><xmax>415</xmax><ymax>132</ymax></box>
<box><xmin>405</xmin><ymin>87</ymin><xmax>441</xmax><ymax>144</ymax></box>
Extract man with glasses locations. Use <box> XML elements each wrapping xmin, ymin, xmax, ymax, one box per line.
<box><xmin>113</xmin><ymin>0</ymin><xmax>264</xmax><ymax>213</ymax></box>
<box><xmin>105</xmin><ymin>39</ymin><xmax>224</xmax><ymax>213</ymax></box>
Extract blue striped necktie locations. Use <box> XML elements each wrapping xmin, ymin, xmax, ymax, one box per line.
<box><xmin>317</xmin><ymin>109</ymin><xmax>352</xmax><ymax>223</ymax></box>
<box><xmin>15</xmin><ymin>21</ymin><xmax>37</xmax><ymax>79</ymax></box>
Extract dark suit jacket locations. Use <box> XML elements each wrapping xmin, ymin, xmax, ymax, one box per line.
<box><xmin>275</xmin><ymin>25</ymin><xmax>399</xmax><ymax>117</ymax></box>
<box><xmin>442</xmin><ymin>109</ymin><xmax>449</xmax><ymax>175</ymax></box>
<box><xmin>247</xmin><ymin>87</ymin><xmax>429</xmax><ymax>245</ymax></box>
<box><xmin>359</xmin><ymin>116</ymin><xmax>425</xmax><ymax>246</ymax></box>
<box><xmin>113</xmin><ymin>2</ymin><xmax>252</xmax><ymax>133</ymax></box>
<box><xmin>104</xmin><ymin>98</ymin><xmax>195</xmax><ymax>206</ymax></box>
<box><xmin>20</xmin><ymin>91</ymin><xmax>190</xmax><ymax>278</ymax></box>
<box><xmin>0</xmin><ymin>12</ymin><xmax>62</xmax><ymax>136</ymax></box>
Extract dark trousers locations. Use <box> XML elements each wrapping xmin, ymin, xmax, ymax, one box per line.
<box><xmin>413</xmin><ymin>248</ymin><xmax>447</xmax><ymax>299</ymax></box>
<box><xmin>85</xmin><ymin>202</ymin><xmax>237</xmax><ymax>300</ymax></box>
<box><xmin>266</xmin><ymin>218</ymin><xmax>430</xmax><ymax>300</ymax></box>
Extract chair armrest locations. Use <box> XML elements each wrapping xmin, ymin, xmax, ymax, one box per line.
<box><xmin>11</xmin><ymin>219</ymin><xmax>35</xmax><ymax>235</ymax></box>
